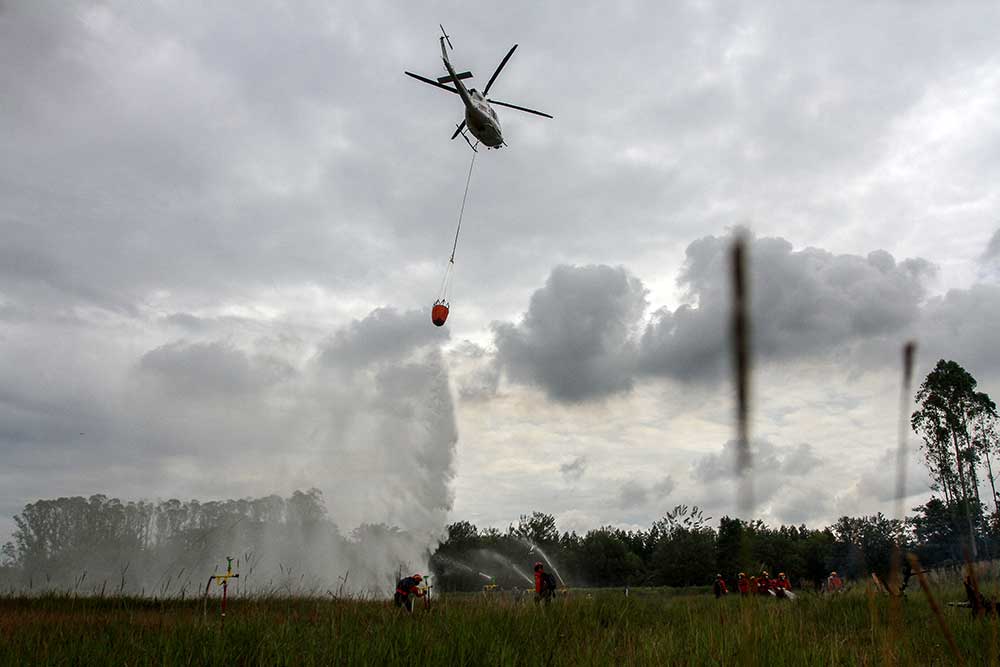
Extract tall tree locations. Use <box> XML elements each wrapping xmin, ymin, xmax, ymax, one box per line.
<box><xmin>510</xmin><ymin>512</ymin><xmax>559</xmax><ymax>546</ymax></box>
<box><xmin>970</xmin><ymin>392</ymin><xmax>1000</xmax><ymax>516</ymax></box>
<box><xmin>912</xmin><ymin>360</ymin><xmax>989</xmax><ymax>557</ymax></box>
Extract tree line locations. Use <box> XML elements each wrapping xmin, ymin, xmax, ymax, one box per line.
<box><xmin>0</xmin><ymin>489</ymin><xmax>426</xmax><ymax>594</ymax></box>
<box><xmin>430</xmin><ymin>502</ymin><xmax>1000</xmax><ymax>592</ymax></box>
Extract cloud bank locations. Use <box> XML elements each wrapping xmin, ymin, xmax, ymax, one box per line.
<box><xmin>489</xmin><ymin>230</ymin><xmax>996</xmax><ymax>402</ymax></box>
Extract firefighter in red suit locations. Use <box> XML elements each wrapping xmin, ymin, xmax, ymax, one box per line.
<box><xmin>394</xmin><ymin>573</ymin><xmax>425</xmax><ymax>612</ymax></box>
<box><xmin>533</xmin><ymin>562</ymin><xmax>555</xmax><ymax>604</ymax></box>
<box><xmin>713</xmin><ymin>574</ymin><xmax>729</xmax><ymax>598</ymax></box>
<box><xmin>737</xmin><ymin>572</ymin><xmax>751</xmax><ymax>596</ymax></box>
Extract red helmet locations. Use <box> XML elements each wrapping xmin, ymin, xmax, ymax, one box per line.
<box><xmin>533</xmin><ymin>561</ymin><xmax>544</xmax><ymax>571</ymax></box>
<box><xmin>412</xmin><ymin>574</ymin><xmax>423</xmax><ymax>582</ymax></box>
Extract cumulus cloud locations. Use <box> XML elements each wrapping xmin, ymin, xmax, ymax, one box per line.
<box><xmin>489</xmin><ymin>231</ymin><xmax>954</xmax><ymax>401</ymax></box>
<box><xmin>980</xmin><ymin>229</ymin><xmax>1000</xmax><ymax>282</ymax></box>
<box><xmin>618</xmin><ymin>477</ymin><xmax>675</xmax><ymax>509</ymax></box>
<box><xmin>618</xmin><ymin>481</ymin><xmax>649</xmax><ymax>509</ymax></box>
<box><xmin>985</xmin><ymin>229</ymin><xmax>1000</xmax><ymax>261</ymax></box>
<box><xmin>780</xmin><ymin>443</ymin><xmax>825</xmax><ymax>475</ymax></box>
<box><xmin>854</xmin><ymin>448</ymin><xmax>933</xmax><ymax>503</ymax></box>
<box><xmin>692</xmin><ymin>439</ymin><xmax>823</xmax><ymax>483</ymax></box>
<box><xmin>691</xmin><ymin>439</ymin><xmax>826</xmax><ymax>519</ymax></box>
<box><xmin>918</xmin><ymin>284</ymin><xmax>1000</xmax><ymax>377</ymax></box>
<box><xmin>451</xmin><ymin>341</ymin><xmax>501</xmax><ymax>401</ymax></box>
<box><xmin>318</xmin><ymin>308</ymin><xmax>447</xmax><ymax>371</ymax></box>
<box><xmin>560</xmin><ymin>456</ymin><xmax>587</xmax><ymax>482</ymax></box>
<box><xmin>770</xmin><ymin>486</ymin><xmax>834</xmax><ymax>526</ymax></box>
<box><xmin>139</xmin><ymin>340</ymin><xmax>293</xmax><ymax>396</ymax></box>
<box><xmin>639</xmin><ymin>230</ymin><xmax>935</xmax><ymax>382</ymax></box>
<box><xmin>492</xmin><ymin>265</ymin><xmax>647</xmax><ymax>402</ymax></box>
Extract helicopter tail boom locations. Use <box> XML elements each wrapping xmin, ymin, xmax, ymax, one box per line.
<box><xmin>439</xmin><ymin>34</ymin><xmax>473</xmax><ymax>110</ymax></box>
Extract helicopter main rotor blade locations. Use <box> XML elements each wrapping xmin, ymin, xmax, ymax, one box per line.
<box><xmin>482</xmin><ymin>44</ymin><xmax>517</xmax><ymax>96</ymax></box>
<box><xmin>404</xmin><ymin>71</ymin><xmax>460</xmax><ymax>94</ymax></box>
<box><xmin>450</xmin><ymin>120</ymin><xmax>467</xmax><ymax>140</ymax></box>
<box><xmin>487</xmin><ymin>99</ymin><xmax>553</xmax><ymax>119</ymax></box>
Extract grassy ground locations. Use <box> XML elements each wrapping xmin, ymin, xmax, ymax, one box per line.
<box><xmin>0</xmin><ymin>586</ymin><xmax>996</xmax><ymax>665</ymax></box>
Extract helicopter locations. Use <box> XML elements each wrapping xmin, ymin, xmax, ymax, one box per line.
<box><xmin>405</xmin><ymin>26</ymin><xmax>552</xmax><ymax>151</ymax></box>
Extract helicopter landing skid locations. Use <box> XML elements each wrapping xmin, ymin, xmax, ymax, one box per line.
<box><xmin>457</xmin><ymin>128</ymin><xmax>478</xmax><ymax>153</ymax></box>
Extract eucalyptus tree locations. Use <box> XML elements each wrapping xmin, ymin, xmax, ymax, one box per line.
<box><xmin>912</xmin><ymin>360</ymin><xmax>997</xmax><ymax>557</ymax></box>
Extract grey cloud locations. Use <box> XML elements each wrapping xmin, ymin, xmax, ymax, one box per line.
<box><xmin>984</xmin><ymin>229</ymin><xmax>1000</xmax><ymax>261</ymax></box>
<box><xmin>3</xmin><ymin>0</ymin><xmax>998</xmax><ymax>332</ymax></box>
<box><xmin>618</xmin><ymin>481</ymin><xmax>649</xmax><ymax>509</ymax></box>
<box><xmin>452</xmin><ymin>342</ymin><xmax>501</xmax><ymax>401</ymax></box>
<box><xmin>0</xmin><ymin>1</ymin><xmax>453</xmax><ymax>317</ymax></box>
<box><xmin>617</xmin><ymin>476</ymin><xmax>675</xmax><ymax>509</ymax></box>
<box><xmin>560</xmin><ymin>456</ymin><xmax>587</xmax><ymax>482</ymax></box>
<box><xmin>692</xmin><ymin>439</ymin><xmax>774</xmax><ymax>483</ymax></box>
<box><xmin>781</xmin><ymin>443</ymin><xmax>823</xmax><ymax>476</ymax></box>
<box><xmin>318</xmin><ymin>308</ymin><xmax>447</xmax><ymax>370</ymax></box>
<box><xmin>919</xmin><ymin>284</ymin><xmax>1000</xmax><ymax>378</ymax></box>
<box><xmin>981</xmin><ymin>229</ymin><xmax>1000</xmax><ymax>282</ymax></box>
<box><xmin>771</xmin><ymin>486</ymin><xmax>833</xmax><ymax>526</ymax></box>
<box><xmin>652</xmin><ymin>477</ymin><xmax>677</xmax><ymax>498</ymax></box>
<box><xmin>489</xmin><ymin>232</ymin><xmax>948</xmax><ymax>399</ymax></box>
<box><xmin>639</xmin><ymin>230</ymin><xmax>935</xmax><ymax>382</ymax></box>
<box><xmin>855</xmin><ymin>449</ymin><xmax>933</xmax><ymax>503</ymax></box>
<box><xmin>692</xmin><ymin>439</ymin><xmax>824</xmax><ymax>487</ymax></box>
<box><xmin>160</xmin><ymin>313</ymin><xmax>261</xmax><ymax>333</ymax></box>
<box><xmin>493</xmin><ymin>265</ymin><xmax>647</xmax><ymax>402</ymax></box>
<box><xmin>690</xmin><ymin>439</ymin><xmax>832</xmax><ymax>524</ymax></box>
<box><xmin>162</xmin><ymin>313</ymin><xmax>207</xmax><ymax>331</ymax></box>
<box><xmin>139</xmin><ymin>340</ymin><xmax>293</xmax><ymax>396</ymax></box>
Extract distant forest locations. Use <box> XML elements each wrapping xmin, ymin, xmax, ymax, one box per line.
<box><xmin>0</xmin><ymin>494</ymin><xmax>995</xmax><ymax>594</ymax></box>
<box><xmin>1</xmin><ymin>359</ymin><xmax>997</xmax><ymax>593</ymax></box>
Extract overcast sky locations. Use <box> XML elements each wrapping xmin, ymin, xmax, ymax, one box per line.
<box><xmin>2</xmin><ymin>1</ymin><xmax>1000</xmax><ymax>542</ymax></box>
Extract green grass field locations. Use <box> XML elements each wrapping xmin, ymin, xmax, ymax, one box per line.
<box><xmin>0</xmin><ymin>586</ymin><xmax>996</xmax><ymax>665</ymax></box>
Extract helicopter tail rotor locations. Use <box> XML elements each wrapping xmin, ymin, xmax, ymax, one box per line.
<box><xmin>439</xmin><ymin>24</ymin><xmax>453</xmax><ymax>50</ymax></box>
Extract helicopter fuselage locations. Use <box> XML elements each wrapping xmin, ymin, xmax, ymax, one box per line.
<box><xmin>464</xmin><ymin>90</ymin><xmax>503</xmax><ymax>148</ymax></box>
<box><xmin>440</xmin><ymin>38</ymin><xmax>504</xmax><ymax>148</ymax></box>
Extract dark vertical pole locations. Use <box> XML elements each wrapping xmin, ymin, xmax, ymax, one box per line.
<box><xmin>888</xmin><ymin>342</ymin><xmax>916</xmax><ymax>663</ymax></box>
<box><xmin>731</xmin><ymin>237</ymin><xmax>753</xmax><ymax>514</ymax></box>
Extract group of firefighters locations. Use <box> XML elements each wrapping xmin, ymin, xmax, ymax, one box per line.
<box><xmin>714</xmin><ymin>571</ymin><xmax>792</xmax><ymax>598</ymax></box>
<box><xmin>713</xmin><ymin>570</ymin><xmax>846</xmax><ymax>598</ymax></box>
<box><xmin>395</xmin><ymin>566</ymin><xmax>847</xmax><ymax>611</ymax></box>
<box><xmin>394</xmin><ymin>561</ymin><xmax>560</xmax><ymax>612</ymax></box>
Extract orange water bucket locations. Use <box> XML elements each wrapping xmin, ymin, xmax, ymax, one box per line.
<box><xmin>431</xmin><ymin>303</ymin><xmax>449</xmax><ymax>327</ymax></box>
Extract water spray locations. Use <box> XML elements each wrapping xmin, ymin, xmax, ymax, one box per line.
<box><xmin>524</xmin><ymin>541</ymin><xmax>566</xmax><ymax>587</ymax></box>
<box><xmin>479</xmin><ymin>550</ymin><xmax>533</xmax><ymax>585</ymax></box>
<box><xmin>436</xmin><ymin>555</ymin><xmax>477</xmax><ymax>574</ymax></box>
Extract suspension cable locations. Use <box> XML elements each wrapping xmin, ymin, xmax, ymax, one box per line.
<box><xmin>449</xmin><ymin>150</ymin><xmax>477</xmax><ymax>263</ymax></box>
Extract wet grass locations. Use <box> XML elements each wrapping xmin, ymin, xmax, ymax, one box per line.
<box><xmin>0</xmin><ymin>585</ymin><xmax>997</xmax><ymax>665</ymax></box>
